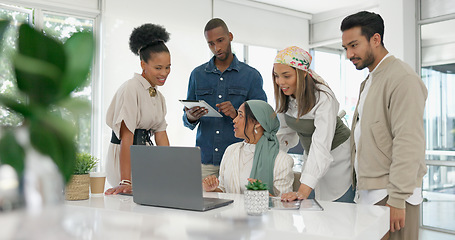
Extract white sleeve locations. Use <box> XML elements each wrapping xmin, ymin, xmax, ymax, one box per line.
<box><xmin>276</xmin><ymin>113</ymin><xmax>300</xmax><ymax>153</ymax></box>
<box><xmin>217</xmin><ymin>152</ymin><xmax>228</xmax><ymax>193</ymax></box>
<box><xmin>272</xmin><ymin>151</ymin><xmax>295</xmax><ymax>196</ymax></box>
<box><xmin>106</xmin><ymin>82</ymin><xmax>138</xmax><ymax>138</ymax></box>
<box><xmin>300</xmin><ymin>91</ymin><xmax>339</xmax><ymax>189</ymax></box>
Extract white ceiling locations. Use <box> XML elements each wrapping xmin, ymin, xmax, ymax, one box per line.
<box><xmin>251</xmin><ymin>0</ymin><xmax>376</xmax><ymax>14</ymax></box>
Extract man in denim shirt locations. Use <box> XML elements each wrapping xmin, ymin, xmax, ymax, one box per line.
<box><xmin>183</xmin><ymin>18</ymin><xmax>267</xmax><ymax>178</ymax></box>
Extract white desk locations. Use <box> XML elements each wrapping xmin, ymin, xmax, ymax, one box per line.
<box><xmin>0</xmin><ymin>192</ymin><xmax>389</xmax><ymax>239</ymax></box>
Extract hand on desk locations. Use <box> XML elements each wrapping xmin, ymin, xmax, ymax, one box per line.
<box><xmin>281</xmin><ymin>183</ymin><xmax>313</xmax><ymax>201</ymax></box>
<box><xmin>105</xmin><ymin>185</ymin><xmax>132</xmax><ymax>195</ymax></box>
<box><xmin>202</xmin><ymin>175</ymin><xmax>219</xmax><ymax>192</ymax></box>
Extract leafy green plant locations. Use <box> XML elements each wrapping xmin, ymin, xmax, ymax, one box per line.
<box><xmin>74</xmin><ymin>153</ymin><xmax>98</xmax><ymax>175</ymax></box>
<box><xmin>0</xmin><ymin>20</ymin><xmax>94</xmax><ymax>183</ymax></box>
<box><xmin>245</xmin><ymin>179</ymin><xmax>268</xmax><ymax>191</ymax></box>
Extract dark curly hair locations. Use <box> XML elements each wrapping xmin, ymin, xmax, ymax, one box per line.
<box><xmin>129</xmin><ymin>23</ymin><xmax>170</xmax><ymax>62</ymax></box>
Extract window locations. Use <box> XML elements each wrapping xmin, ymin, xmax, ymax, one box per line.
<box><xmin>311</xmin><ymin>48</ymin><xmax>368</xmax><ymax>127</ymax></box>
<box><xmin>0</xmin><ymin>3</ymin><xmax>97</xmax><ymax>154</ymax></box>
<box><xmin>419</xmin><ymin>0</ymin><xmax>455</xmax><ymax>233</ymax></box>
<box><xmin>0</xmin><ymin>5</ymin><xmax>31</xmax><ymax>127</ymax></box>
<box><xmin>232</xmin><ymin>42</ymin><xmax>278</xmax><ymax>106</ymax></box>
<box><xmin>42</xmin><ymin>12</ymin><xmax>94</xmax><ymax>153</ymax></box>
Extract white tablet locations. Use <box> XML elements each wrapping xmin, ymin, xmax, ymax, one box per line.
<box><xmin>179</xmin><ymin>100</ymin><xmax>223</xmax><ymax>118</ymax></box>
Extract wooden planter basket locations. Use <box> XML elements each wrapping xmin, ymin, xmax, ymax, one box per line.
<box><xmin>65</xmin><ymin>174</ymin><xmax>90</xmax><ymax>200</ymax></box>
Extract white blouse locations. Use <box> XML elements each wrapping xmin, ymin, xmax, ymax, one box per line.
<box><xmin>276</xmin><ymin>84</ymin><xmax>351</xmax><ymax>201</ymax></box>
<box><xmin>218</xmin><ymin>142</ymin><xmax>294</xmax><ymax>196</ymax></box>
<box><xmin>105</xmin><ymin>73</ymin><xmax>167</xmax><ymax>187</ymax></box>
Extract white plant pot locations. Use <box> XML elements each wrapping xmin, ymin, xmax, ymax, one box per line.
<box><xmin>244</xmin><ymin>190</ymin><xmax>269</xmax><ymax>216</ymax></box>
<box><xmin>8</xmin><ymin>127</ymin><xmax>65</xmax><ymax>212</ymax></box>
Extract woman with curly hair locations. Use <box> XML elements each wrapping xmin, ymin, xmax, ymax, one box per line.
<box><xmin>105</xmin><ymin>24</ymin><xmax>171</xmax><ymax>195</ymax></box>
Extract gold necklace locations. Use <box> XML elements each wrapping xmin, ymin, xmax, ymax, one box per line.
<box><xmin>149</xmin><ymin>87</ymin><xmax>157</xmax><ymax>97</ymax></box>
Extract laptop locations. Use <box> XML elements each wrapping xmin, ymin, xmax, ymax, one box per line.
<box><xmin>130</xmin><ymin>145</ymin><xmax>234</xmax><ymax>211</ymax></box>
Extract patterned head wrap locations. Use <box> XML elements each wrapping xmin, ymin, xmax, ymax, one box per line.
<box><xmin>274</xmin><ymin>46</ymin><xmax>325</xmax><ymax>84</ymax></box>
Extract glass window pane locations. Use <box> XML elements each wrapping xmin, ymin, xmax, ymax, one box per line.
<box><xmin>422</xmin><ymin>66</ymin><xmax>455</xmax><ymax>158</ymax></box>
<box><xmin>421</xmin><ymin>19</ymin><xmax>455</xmax><ymax>68</ymax></box>
<box><xmin>231</xmin><ymin>42</ymin><xmax>244</xmax><ymax>63</ymax></box>
<box><xmin>421</xmin><ymin>0</ymin><xmax>455</xmax><ymax>20</ymax></box>
<box><xmin>0</xmin><ymin>6</ymin><xmax>30</xmax><ymax>127</ymax></box>
<box><xmin>312</xmin><ymin>50</ymin><xmax>342</xmax><ymax>106</ymax></box>
<box><xmin>247</xmin><ymin>45</ymin><xmax>277</xmax><ymax>106</ymax></box>
<box><xmin>312</xmin><ymin>49</ymin><xmax>368</xmax><ymax>127</ymax></box>
<box><xmin>422</xmin><ymin>165</ymin><xmax>455</xmax><ymax>231</ymax></box>
<box><xmin>42</xmin><ymin>12</ymin><xmax>94</xmax><ymax>153</ymax></box>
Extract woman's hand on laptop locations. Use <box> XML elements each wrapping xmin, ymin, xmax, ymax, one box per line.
<box><xmin>202</xmin><ymin>175</ymin><xmax>219</xmax><ymax>192</ymax></box>
<box><xmin>105</xmin><ymin>184</ymin><xmax>132</xmax><ymax>195</ymax></box>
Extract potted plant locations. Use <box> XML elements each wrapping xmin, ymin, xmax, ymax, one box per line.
<box><xmin>0</xmin><ymin>20</ymin><xmax>93</xmax><ymax>206</ymax></box>
<box><xmin>244</xmin><ymin>180</ymin><xmax>269</xmax><ymax>215</ymax></box>
<box><xmin>65</xmin><ymin>153</ymin><xmax>98</xmax><ymax>200</ymax></box>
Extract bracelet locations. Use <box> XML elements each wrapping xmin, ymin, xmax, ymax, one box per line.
<box><xmin>119</xmin><ymin>179</ymin><xmax>132</xmax><ymax>186</ymax></box>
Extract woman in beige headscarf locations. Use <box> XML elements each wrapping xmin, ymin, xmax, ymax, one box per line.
<box><xmin>274</xmin><ymin>46</ymin><xmax>354</xmax><ymax>203</ymax></box>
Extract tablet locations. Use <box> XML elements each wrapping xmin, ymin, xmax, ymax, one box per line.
<box><xmin>269</xmin><ymin>197</ymin><xmax>324</xmax><ymax>211</ymax></box>
<box><xmin>269</xmin><ymin>197</ymin><xmax>301</xmax><ymax>210</ymax></box>
<box><xmin>180</xmin><ymin>100</ymin><xmax>223</xmax><ymax>118</ymax></box>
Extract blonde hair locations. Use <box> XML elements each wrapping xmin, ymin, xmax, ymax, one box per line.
<box><xmin>274</xmin><ymin>67</ymin><xmax>329</xmax><ymax>118</ymax></box>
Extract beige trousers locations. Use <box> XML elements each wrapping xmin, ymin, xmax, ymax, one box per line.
<box><xmin>376</xmin><ymin>196</ymin><xmax>420</xmax><ymax>240</ymax></box>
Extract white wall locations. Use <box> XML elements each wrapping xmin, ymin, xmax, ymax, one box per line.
<box><xmin>310</xmin><ymin>0</ymin><xmax>418</xmax><ymax>70</ymax></box>
<box><xmin>309</xmin><ymin>0</ymin><xmax>419</xmax><ymax>58</ymax></box>
<box><xmin>380</xmin><ymin>0</ymin><xmax>417</xmax><ymax>71</ymax></box>
<box><xmin>213</xmin><ymin>0</ymin><xmax>310</xmax><ymax>50</ymax></box>
<box><xmin>100</xmin><ymin>0</ymin><xmax>311</xmax><ymax>170</ymax></box>
<box><xmin>310</xmin><ymin>1</ymin><xmax>379</xmax><ymax>48</ymax></box>
<box><xmin>100</xmin><ymin>0</ymin><xmax>212</xmax><ymax>164</ymax></box>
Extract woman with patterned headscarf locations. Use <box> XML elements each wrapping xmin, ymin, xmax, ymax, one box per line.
<box><xmin>275</xmin><ymin>46</ymin><xmax>354</xmax><ymax>203</ymax></box>
<box><xmin>202</xmin><ymin>100</ymin><xmax>294</xmax><ymax>196</ymax></box>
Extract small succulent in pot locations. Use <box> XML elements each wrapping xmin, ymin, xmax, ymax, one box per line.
<box><xmin>244</xmin><ymin>179</ymin><xmax>269</xmax><ymax>216</ymax></box>
<box><xmin>245</xmin><ymin>179</ymin><xmax>268</xmax><ymax>191</ymax></box>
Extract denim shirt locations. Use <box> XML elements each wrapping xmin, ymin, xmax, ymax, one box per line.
<box><xmin>182</xmin><ymin>55</ymin><xmax>267</xmax><ymax>165</ymax></box>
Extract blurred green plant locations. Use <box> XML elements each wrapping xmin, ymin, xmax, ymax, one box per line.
<box><xmin>245</xmin><ymin>179</ymin><xmax>268</xmax><ymax>191</ymax></box>
<box><xmin>0</xmin><ymin>20</ymin><xmax>94</xmax><ymax>183</ymax></box>
<box><xmin>74</xmin><ymin>152</ymin><xmax>98</xmax><ymax>175</ymax></box>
